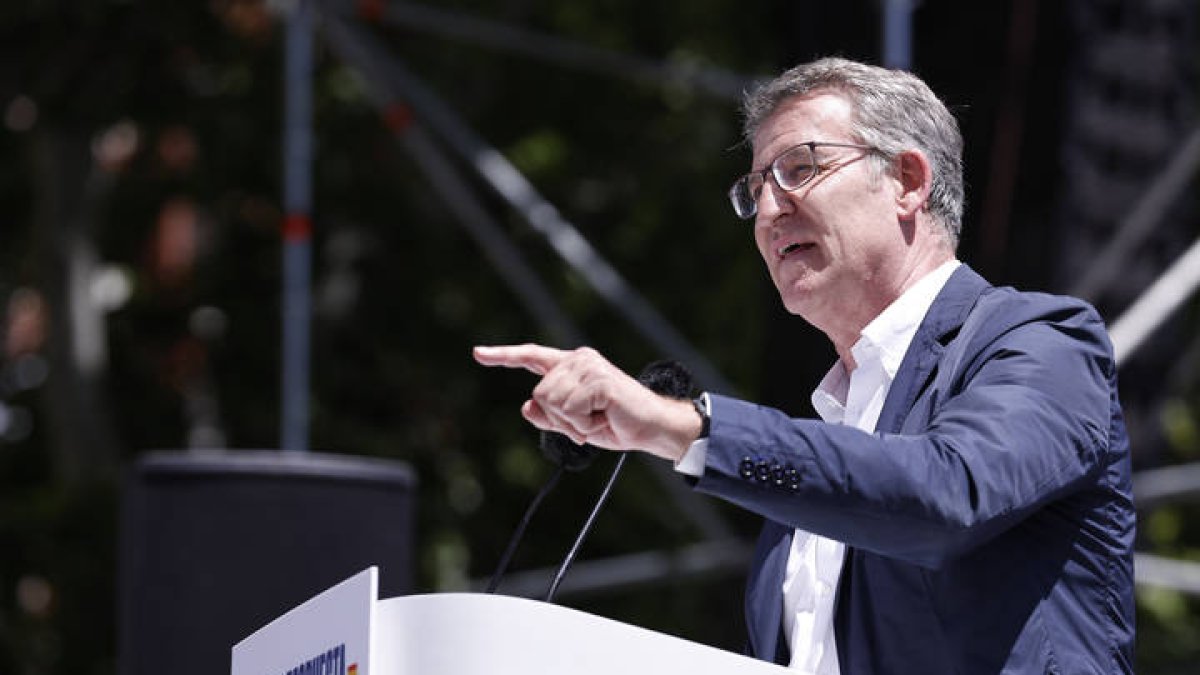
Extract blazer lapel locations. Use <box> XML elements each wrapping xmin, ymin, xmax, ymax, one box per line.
<box><xmin>834</xmin><ymin>265</ymin><xmax>992</xmax><ymax>668</ymax></box>
<box><xmin>874</xmin><ymin>264</ymin><xmax>990</xmax><ymax>434</ymax></box>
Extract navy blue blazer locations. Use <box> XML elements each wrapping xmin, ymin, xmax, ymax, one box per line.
<box><xmin>695</xmin><ymin>265</ymin><xmax>1135</xmax><ymax>674</ymax></box>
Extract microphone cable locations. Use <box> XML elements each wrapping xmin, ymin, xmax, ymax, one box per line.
<box><xmin>544</xmin><ymin>453</ymin><xmax>628</xmax><ymax>602</ymax></box>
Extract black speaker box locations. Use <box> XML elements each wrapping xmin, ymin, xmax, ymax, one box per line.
<box><xmin>118</xmin><ymin>450</ymin><xmax>416</xmax><ymax>675</ymax></box>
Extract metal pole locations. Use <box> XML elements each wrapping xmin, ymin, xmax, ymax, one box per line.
<box><xmin>1109</xmin><ymin>236</ymin><xmax>1200</xmax><ymax>366</ymax></box>
<box><xmin>1071</xmin><ymin>126</ymin><xmax>1200</xmax><ymax>303</ymax></box>
<box><xmin>281</xmin><ymin>0</ymin><xmax>314</xmax><ymax>451</ymax></box>
<box><xmin>882</xmin><ymin>0</ymin><xmax>915</xmax><ymax>70</ymax></box>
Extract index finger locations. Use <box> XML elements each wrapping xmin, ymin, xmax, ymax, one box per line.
<box><xmin>472</xmin><ymin>343</ymin><xmax>567</xmax><ymax>376</ymax></box>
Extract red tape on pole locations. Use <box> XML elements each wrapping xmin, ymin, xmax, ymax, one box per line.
<box><xmin>384</xmin><ymin>103</ymin><xmax>415</xmax><ymax>133</ymax></box>
<box><xmin>357</xmin><ymin>0</ymin><xmax>385</xmax><ymax>23</ymax></box>
<box><xmin>282</xmin><ymin>213</ymin><xmax>312</xmax><ymax>242</ymax></box>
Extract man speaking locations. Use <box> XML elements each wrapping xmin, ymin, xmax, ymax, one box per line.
<box><xmin>474</xmin><ymin>57</ymin><xmax>1135</xmax><ymax>674</ymax></box>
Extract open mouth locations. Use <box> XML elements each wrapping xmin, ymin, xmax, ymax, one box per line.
<box><xmin>778</xmin><ymin>242</ymin><xmax>815</xmax><ymax>258</ymax></box>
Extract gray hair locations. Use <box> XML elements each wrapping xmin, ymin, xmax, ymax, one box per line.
<box><xmin>741</xmin><ymin>57</ymin><xmax>964</xmax><ymax>247</ymax></box>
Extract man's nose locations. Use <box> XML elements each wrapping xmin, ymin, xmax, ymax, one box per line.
<box><xmin>755</xmin><ymin>176</ymin><xmax>794</xmax><ymax>221</ymax></box>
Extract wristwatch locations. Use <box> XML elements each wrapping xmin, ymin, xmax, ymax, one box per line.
<box><xmin>691</xmin><ymin>393</ymin><xmax>711</xmax><ymax>439</ymax></box>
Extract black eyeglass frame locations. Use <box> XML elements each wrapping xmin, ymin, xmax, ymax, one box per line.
<box><xmin>728</xmin><ymin>141</ymin><xmax>879</xmax><ymax>220</ymax></box>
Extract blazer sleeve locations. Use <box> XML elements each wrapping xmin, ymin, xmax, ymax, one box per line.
<box><xmin>693</xmin><ymin>292</ymin><xmax>1123</xmax><ymax>569</ymax></box>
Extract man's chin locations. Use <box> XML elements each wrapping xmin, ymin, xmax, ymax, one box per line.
<box><xmin>779</xmin><ymin>287</ymin><xmax>819</xmax><ymax>317</ymax></box>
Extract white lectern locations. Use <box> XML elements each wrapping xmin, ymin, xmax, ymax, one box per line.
<box><xmin>232</xmin><ymin>567</ymin><xmax>788</xmax><ymax>675</ymax></box>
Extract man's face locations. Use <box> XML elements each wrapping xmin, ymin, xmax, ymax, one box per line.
<box><xmin>751</xmin><ymin>93</ymin><xmax>908</xmax><ymax>334</ymax></box>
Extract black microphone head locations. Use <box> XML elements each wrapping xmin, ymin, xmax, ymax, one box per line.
<box><xmin>539</xmin><ymin>431</ymin><xmax>602</xmax><ymax>472</ymax></box>
<box><xmin>637</xmin><ymin>359</ymin><xmax>696</xmax><ymax>399</ymax></box>
<box><xmin>536</xmin><ymin>359</ymin><xmax>693</xmax><ymax>472</ymax></box>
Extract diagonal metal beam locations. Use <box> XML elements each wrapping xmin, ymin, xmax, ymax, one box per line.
<box><xmin>1071</xmin><ymin>125</ymin><xmax>1200</xmax><ymax>304</ymax></box>
<box><xmin>477</xmin><ymin>537</ymin><xmax>753</xmax><ymax>599</ymax></box>
<box><xmin>1134</xmin><ymin>552</ymin><xmax>1200</xmax><ymax>597</ymax></box>
<box><xmin>472</xmin><ymin>537</ymin><xmax>1200</xmax><ymax>601</ymax></box>
<box><xmin>1133</xmin><ymin>460</ymin><xmax>1200</xmax><ymax>511</ymax></box>
<box><xmin>317</xmin><ymin>11</ymin><xmax>581</xmax><ymax>346</ymax></box>
<box><xmin>318</xmin><ymin>9</ymin><xmax>738</xmax><ymax>541</ymax></box>
<box><xmin>317</xmin><ymin>4</ymin><xmax>734</xmax><ymax>396</ymax></box>
<box><xmin>340</xmin><ymin>0</ymin><xmax>754</xmax><ymax>100</ymax></box>
<box><xmin>1109</xmin><ymin>236</ymin><xmax>1200</xmax><ymax>366</ymax></box>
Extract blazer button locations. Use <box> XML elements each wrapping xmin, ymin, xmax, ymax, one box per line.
<box><xmin>771</xmin><ymin>464</ymin><xmax>786</xmax><ymax>486</ymax></box>
<box><xmin>738</xmin><ymin>457</ymin><xmax>755</xmax><ymax>479</ymax></box>
<box><xmin>755</xmin><ymin>461</ymin><xmax>771</xmax><ymax>482</ymax></box>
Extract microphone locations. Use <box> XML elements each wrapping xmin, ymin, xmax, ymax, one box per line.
<box><xmin>543</xmin><ymin>359</ymin><xmax>696</xmax><ymax>602</ymax></box>
<box><xmin>485</xmin><ymin>432</ymin><xmax>600</xmax><ymax>594</ymax></box>
<box><xmin>539</xmin><ymin>430</ymin><xmax>602</xmax><ymax>472</ymax></box>
<box><xmin>635</xmin><ymin>358</ymin><xmax>697</xmax><ymax>401</ymax></box>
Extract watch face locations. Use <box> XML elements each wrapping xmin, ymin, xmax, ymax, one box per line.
<box><xmin>692</xmin><ymin>396</ymin><xmax>711</xmax><ymax>438</ymax></box>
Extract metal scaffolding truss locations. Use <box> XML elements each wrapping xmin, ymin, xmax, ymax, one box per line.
<box><xmin>277</xmin><ymin>0</ymin><xmax>1200</xmax><ymax>599</ymax></box>
<box><xmin>315</xmin><ymin>1</ymin><xmax>740</xmax><ymax>544</ymax></box>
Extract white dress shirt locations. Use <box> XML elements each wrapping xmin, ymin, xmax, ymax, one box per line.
<box><xmin>676</xmin><ymin>259</ymin><xmax>959</xmax><ymax>673</ymax></box>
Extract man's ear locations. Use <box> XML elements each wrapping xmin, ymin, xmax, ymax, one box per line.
<box><xmin>894</xmin><ymin>149</ymin><xmax>932</xmax><ymax>219</ymax></box>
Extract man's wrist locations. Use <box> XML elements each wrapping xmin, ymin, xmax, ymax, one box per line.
<box><xmin>651</xmin><ymin>395</ymin><xmax>707</xmax><ymax>463</ymax></box>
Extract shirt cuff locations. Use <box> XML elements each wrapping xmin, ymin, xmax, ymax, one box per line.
<box><xmin>674</xmin><ymin>438</ymin><xmax>708</xmax><ymax>477</ymax></box>
<box><xmin>674</xmin><ymin>392</ymin><xmax>711</xmax><ymax>477</ymax></box>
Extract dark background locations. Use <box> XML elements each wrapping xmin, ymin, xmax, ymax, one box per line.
<box><xmin>1</xmin><ymin>0</ymin><xmax>1199</xmax><ymax>672</ymax></box>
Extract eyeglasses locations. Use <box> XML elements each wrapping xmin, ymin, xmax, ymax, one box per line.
<box><xmin>728</xmin><ymin>141</ymin><xmax>877</xmax><ymax>220</ymax></box>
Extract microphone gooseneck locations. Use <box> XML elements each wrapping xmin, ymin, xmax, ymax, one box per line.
<box><xmin>543</xmin><ymin>359</ymin><xmax>696</xmax><ymax>602</ymax></box>
<box><xmin>544</xmin><ymin>453</ymin><xmax>627</xmax><ymax>602</ymax></box>
<box><xmin>485</xmin><ymin>464</ymin><xmax>564</xmax><ymax>594</ymax></box>
<box><xmin>487</xmin><ymin>431</ymin><xmax>602</xmax><ymax>593</ymax></box>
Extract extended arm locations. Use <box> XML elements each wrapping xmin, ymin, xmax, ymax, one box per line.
<box><xmin>696</xmin><ymin>300</ymin><xmax>1121</xmax><ymax>567</ymax></box>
